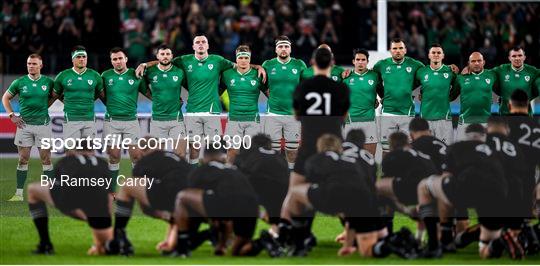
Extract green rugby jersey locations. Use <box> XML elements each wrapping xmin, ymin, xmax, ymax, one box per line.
<box><xmin>262</xmin><ymin>57</ymin><xmax>307</xmax><ymax>115</ymax></box>
<box><xmin>301</xmin><ymin>65</ymin><xmax>345</xmax><ymax>82</ymax></box>
<box><xmin>172</xmin><ymin>54</ymin><xmax>234</xmax><ymax>113</ymax></box>
<box><xmin>343</xmin><ymin>70</ymin><xmax>380</xmax><ymax>122</ymax></box>
<box><xmin>452</xmin><ymin>70</ymin><xmax>497</xmax><ymax>123</ymax></box>
<box><xmin>415</xmin><ymin>64</ymin><xmax>455</xmax><ymax>120</ymax></box>
<box><xmin>492</xmin><ymin>64</ymin><xmax>539</xmax><ymax>114</ymax></box>
<box><xmin>144</xmin><ymin>64</ymin><xmax>185</xmax><ymax>121</ymax></box>
<box><xmin>221</xmin><ymin>68</ymin><xmax>263</xmax><ymax>122</ymax></box>
<box><xmin>54</xmin><ymin>68</ymin><xmax>103</xmax><ymax>121</ymax></box>
<box><xmin>7</xmin><ymin>75</ymin><xmax>54</xmax><ymax>125</ymax></box>
<box><xmin>373</xmin><ymin>57</ymin><xmax>424</xmax><ymax>115</ymax></box>
<box><xmin>102</xmin><ymin>68</ymin><xmax>147</xmax><ymax>121</ymax></box>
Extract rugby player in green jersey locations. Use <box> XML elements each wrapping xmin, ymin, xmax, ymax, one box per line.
<box><xmin>52</xmin><ymin>46</ymin><xmax>104</xmax><ymax>143</ymax></box>
<box><xmin>221</xmin><ymin>45</ymin><xmax>265</xmax><ymax>162</ymax></box>
<box><xmin>492</xmin><ymin>47</ymin><xmax>539</xmax><ymax>115</ymax></box>
<box><xmin>135</xmin><ymin>35</ymin><xmax>266</xmax><ymax>165</ymax></box>
<box><xmin>450</xmin><ymin>52</ymin><xmax>498</xmax><ymax>141</ymax></box>
<box><xmin>372</xmin><ymin>39</ymin><xmax>424</xmax><ymax>153</ymax></box>
<box><xmin>415</xmin><ymin>44</ymin><xmax>456</xmax><ymax>144</ymax></box>
<box><xmin>101</xmin><ymin>47</ymin><xmax>148</xmax><ymax>191</ymax></box>
<box><xmin>301</xmin><ymin>44</ymin><xmax>346</xmax><ymax>82</ymax></box>
<box><xmin>143</xmin><ymin>45</ymin><xmax>187</xmax><ymax>158</ymax></box>
<box><xmin>262</xmin><ymin>36</ymin><xmax>307</xmax><ymax>170</ymax></box>
<box><xmin>2</xmin><ymin>54</ymin><xmax>55</xmax><ymax>201</ymax></box>
<box><xmin>342</xmin><ymin>49</ymin><xmax>381</xmax><ymax>155</ymax></box>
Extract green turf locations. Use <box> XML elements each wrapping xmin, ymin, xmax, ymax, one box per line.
<box><xmin>1</xmin><ymin>158</ymin><xmax>539</xmax><ymax>264</ymax></box>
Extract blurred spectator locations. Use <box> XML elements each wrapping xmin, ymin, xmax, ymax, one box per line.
<box><xmin>1</xmin><ymin>1</ymin><xmax>539</xmax><ymax>74</ymax></box>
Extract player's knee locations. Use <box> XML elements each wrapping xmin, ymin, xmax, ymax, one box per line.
<box><xmin>18</xmin><ymin>155</ymin><xmax>29</xmax><ymax>166</ymax></box>
<box><xmin>285</xmin><ymin>141</ymin><xmax>299</xmax><ymax>151</ymax></box>
<box><xmin>271</xmin><ymin>141</ymin><xmax>281</xmax><ymax>150</ymax></box>
<box><xmin>27</xmin><ymin>183</ymin><xmax>41</xmax><ymax>202</ymax></box>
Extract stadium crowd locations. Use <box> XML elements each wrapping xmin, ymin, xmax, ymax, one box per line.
<box><xmin>1</xmin><ymin>0</ymin><xmax>540</xmax><ymax>74</ymax></box>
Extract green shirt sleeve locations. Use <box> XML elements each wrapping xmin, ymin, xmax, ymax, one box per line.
<box><xmin>220</xmin><ymin>56</ymin><xmax>235</xmax><ymax>72</ymax></box>
<box><xmin>53</xmin><ymin>72</ymin><xmax>64</xmax><ymax>94</ymax></box>
<box><xmin>95</xmin><ymin>72</ymin><xmax>104</xmax><ymax>93</ymax></box>
<box><xmin>138</xmin><ymin>78</ymin><xmax>148</xmax><ymax>94</ymax></box>
<box><xmin>172</xmin><ymin>56</ymin><xmax>184</xmax><ymax>69</ymax></box>
<box><xmin>6</xmin><ymin>79</ymin><xmax>19</xmax><ymax>95</ymax></box>
<box><xmin>299</xmin><ymin>60</ymin><xmax>307</xmax><ymax>71</ymax></box>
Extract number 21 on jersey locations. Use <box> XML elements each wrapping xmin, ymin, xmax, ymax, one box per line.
<box><xmin>306</xmin><ymin>92</ymin><xmax>331</xmax><ymax>115</ymax></box>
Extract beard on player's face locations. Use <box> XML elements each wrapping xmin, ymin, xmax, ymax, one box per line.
<box><xmin>159</xmin><ymin>60</ymin><xmax>171</xmax><ymax>66</ymax></box>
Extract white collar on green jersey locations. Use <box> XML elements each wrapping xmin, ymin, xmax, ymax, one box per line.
<box><xmin>114</xmin><ymin>68</ymin><xmax>129</xmax><ymax>75</ymax></box>
<box><xmin>27</xmin><ymin>74</ymin><xmax>41</xmax><ymax>82</ymax></box>
<box><xmin>237</xmin><ymin>67</ymin><xmax>252</xmax><ymax>76</ymax></box>
<box><xmin>471</xmin><ymin>70</ymin><xmax>484</xmax><ymax>75</ymax></box>
<box><xmin>72</xmin><ymin>67</ymin><xmax>87</xmax><ymax>75</ymax></box>
<box><xmin>429</xmin><ymin>64</ymin><xmax>444</xmax><ymax>71</ymax></box>
<box><xmin>157</xmin><ymin>64</ymin><xmax>173</xmax><ymax>72</ymax></box>
<box><xmin>391</xmin><ymin>57</ymin><xmax>405</xmax><ymax>64</ymax></box>
<box><xmin>277</xmin><ymin>57</ymin><xmax>291</xmax><ymax>65</ymax></box>
<box><xmin>354</xmin><ymin>70</ymin><xmax>368</xmax><ymax>76</ymax></box>
<box><xmin>511</xmin><ymin>65</ymin><xmax>524</xmax><ymax>72</ymax></box>
<box><xmin>195</xmin><ymin>54</ymin><xmax>209</xmax><ymax>62</ymax></box>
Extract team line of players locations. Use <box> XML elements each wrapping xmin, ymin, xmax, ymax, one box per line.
<box><xmin>3</xmin><ymin>35</ymin><xmax>540</xmax><ymax>201</ymax></box>
<box><xmin>15</xmin><ymin>45</ymin><xmax>540</xmax><ymax>260</ymax></box>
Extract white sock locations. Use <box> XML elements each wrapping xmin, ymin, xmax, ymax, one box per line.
<box><xmin>288</xmin><ymin>162</ymin><xmax>294</xmax><ymax>170</ymax></box>
<box><xmin>42</xmin><ymin>164</ymin><xmax>53</xmax><ymax>172</ymax></box>
<box><xmin>109</xmin><ymin>163</ymin><xmax>120</xmax><ymax>171</ymax></box>
<box><xmin>189</xmin><ymin>158</ymin><xmax>199</xmax><ymax>165</ymax></box>
<box><xmin>16</xmin><ymin>189</ymin><xmax>23</xmax><ymax>197</ymax></box>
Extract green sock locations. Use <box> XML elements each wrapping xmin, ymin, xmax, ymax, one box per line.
<box><xmin>109</xmin><ymin>163</ymin><xmax>120</xmax><ymax>192</ymax></box>
<box><xmin>16</xmin><ymin>165</ymin><xmax>29</xmax><ymax>190</ymax></box>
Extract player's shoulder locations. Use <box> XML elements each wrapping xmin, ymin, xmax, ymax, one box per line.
<box><xmin>100</xmin><ymin>68</ymin><xmax>115</xmax><ymax>77</ymax></box>
<box><xmin>208</xmin><ymin>54</ymin><xmax>225</xmax><ymax>61</ymax></box>
<box><xmin>86</xmin><ymin>68</ymin><xmax>101</xmax><ymax>76</ymax></box>
<box><xmin>179</xmin><ymin>54</ymin><xmax>193</xmax><ymax>61</ymax></box>
<box><xmin>291</xmin><ymin>57</ymin><xmax>307</xmax><ymax>67</ymax></box>
<box><xmin>222</xmin><ymin>67</ymin><xmax>235</xmax><ymax>76</ymax></box>
<box><xmin>262</xmin><ymin>57</ymin><xmax>277</xmax><ymax>67</ymax></box>
<box><xmin>55</xmin><ymin>68</ymin><xmax>72</xmax><ymax>79</ymax></box>
<box><xmin>406</xmin><ymin>56</ymin><xmax>424</xmax><ymax>66</ymax></box>
<box><xmin>523</xmin><ymin>64</ymin><xmax>538</xmax><ymax>73</ymax></box>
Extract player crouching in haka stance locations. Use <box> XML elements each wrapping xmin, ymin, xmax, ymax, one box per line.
<box><xmin>417</xmin><ymin>124</ymin><xmax>525</xmax><ymax>259</ymax></box>
<box><xmin>172</xmin><ymin>143</ymin><xmax>275</xmax><ymax>257</ymax></box>
<box><xmin>279</xmin><ymin>134</ymin><xmax>417</xmax><ymax>258</ymax></box>
<box><xmin>27</xmin><ymin>141</ymin><xmax>112</xmax><ymax>255</ymax></box>
<box><xmin>108</xmin><ymin>137</ymin><xmax>198</xmax><ymax>256</ymax></box>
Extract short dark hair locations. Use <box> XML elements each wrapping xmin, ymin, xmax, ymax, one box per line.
<box><xmin>236</xmin><ymin>45</ymin><xmax>251</xmax><ymax>53</ymax></box>
<box><xmin>353</xmin><ymin>48</ymin><xmax>369</xmax><ymax>60</ymax></box>
<box><xmin>389</xmin><ymin>132</ymin><xmax>409</xmax><ymax>151</ymax></box>
<box><xmin>510</xmin><ymin>46</ymin><xmax>525</xmax><ymax>55</ymax></box>
<box><xmin>409</xmin><ymin>117</ymin><xmax>430</xmax><ymax>132</ymax></box>
<box><xmin>275</xmin><ymin>35</ymin><xmax>291</xmax><ymax>45</ymax></box>
<box><xmin>465</xmin><ymin>123</ymin><xmax>486</xmax><ymax>134</ymax></box>
<box><xmin>250</xmin><ymin>134</ymin><xmax>272</xmax><ymax>150</ymax></box>
<box><xmin>510</xmin><ymin>89</ymin><xmax>529</xmax><ymax>108</ymax></box>
<box><xmin>72</xmin><ymin>45</ymin><xmax>86</xmax><ymax>52</ymax></box>
<box><xmin>204</xmin><ymin>141</ymin><xmax>227</xmax><ymax>156</ymax></box>
<box><xmin>487</xmin><ymin>115</ymin><xmax>508</xmax><ymax>127</ymax></box>
<box><xmin>430</xmin><ymin>43</ymin><xmax>442</xmax><ymax>49</ymax></box>
<box><xmin>390</xmin><ymin>38</ymin><xmax>405</xmax><ymax>45</ymax></box>
<box><xmin>313</xmin><ymin>47</ymin><xmax>333</xmax><ymax>69</ymax></box>
<box><xmin>345</xmin><ymin>129</ymin><xmax>366</xmax><ymax>148</ymax></box>
<box><xmin>157</xmin><ymin>44</ymin><xmax>171</xmax><ymax>52</ymax></box>
<box><xmin>109</xmin><ymin>47</ymin><xmax>126</xmax><ymax>55</ymax></box>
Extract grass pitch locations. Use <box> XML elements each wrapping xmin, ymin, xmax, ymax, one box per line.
<box><xmin>1</xmin><ymin>158</ymin><xmax>538</xmax><ymax>264</ymax></box>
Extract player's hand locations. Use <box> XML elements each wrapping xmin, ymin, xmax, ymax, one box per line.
<box><xmin>461</xmin><ymin>66</ymin><xmax>470</xmax><ymax>75</ymax></box>
<box><xmin>135</xmin><ymin>63</ymin><xmax>147</xmax><ymax>78</ymax></box>
<box><xmin>11</xmin><ymin>115</ymin><xmax>25</xmax><ymax>129</ymax></box>
<box><xmin>334</xmin><ymin>231</ymin><xmax>346</xmax><ymax>243</ymax></box>
<box><xmin>257</xmin><ymin>67</ymin><xmax>267</xmax><ymax>83</ymax></box>
<box><xmin>341</xmin><ymin>69</ymin><xmax>351</xmax><ymax>79</ymax></box>
<box><xmin>449</xmin><ymin>64</ymin><xmax>460</xmax><ymax>74</ymax></box>
<box><xmin>156</xmin><ymin>240</ymin><xmax>175</xmax><ymax>252</ymax></box>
